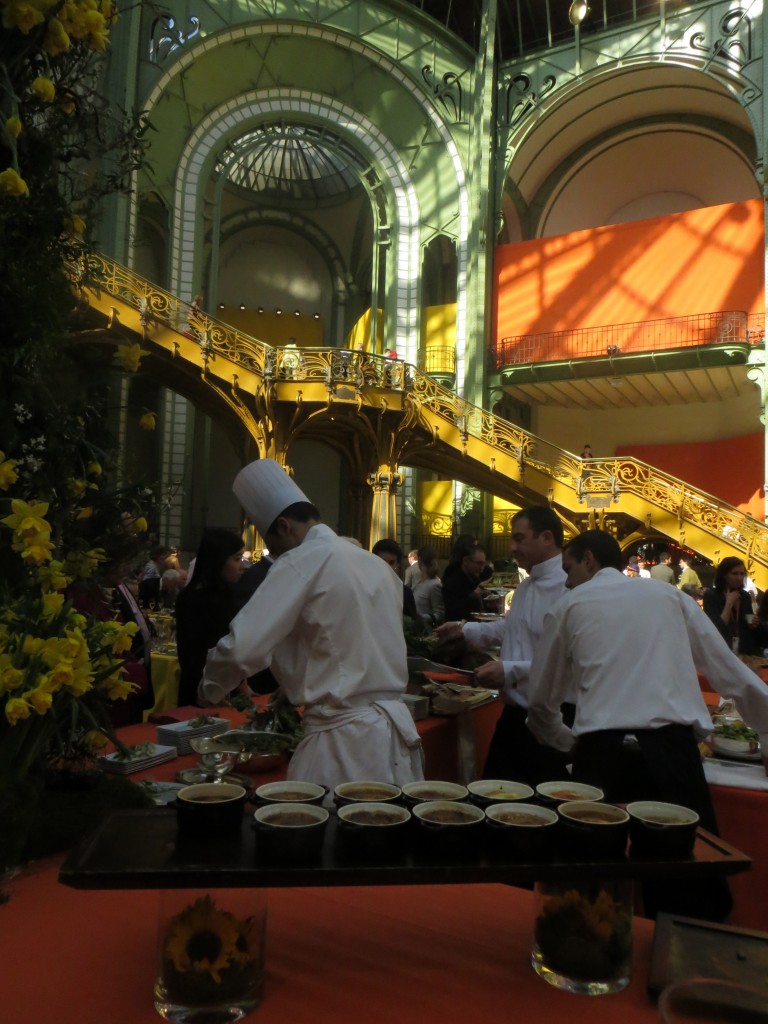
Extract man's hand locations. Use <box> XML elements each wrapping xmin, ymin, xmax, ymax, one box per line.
<box><xmin>474</xmin><ymin>661</ymin><xmax>504</xmax><ymax>687</ymax></box>
<box><xmin>435</xmin><ymin>621</ymin><xmax>464</xmax><ymax>642</ymax></box>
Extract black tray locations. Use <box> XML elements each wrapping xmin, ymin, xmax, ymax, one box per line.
<box><xmin>59</xmin><ymin>809</ymin><xmax>752</xmax><ymax>891</ymax></box>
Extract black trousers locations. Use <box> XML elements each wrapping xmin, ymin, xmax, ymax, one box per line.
<box><xmin>573</xmin><ymin>724</ymin><xmax>732</xmax><ymax>922</ymax></box>
<box><xmin>482</xmin><ymin>703</ymin><xmax>576</xmax><ymax>788</ymax></box>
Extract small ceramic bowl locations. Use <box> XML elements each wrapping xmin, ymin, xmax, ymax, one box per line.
<box><xmin>484</xmin><ymin>802</ymin><xmax>559</xmax><ymax>860</ymax></box>
<box><xmin>400</xmin><ymin>781</ymin><xmax>469</xmax><ymax>805</ymax></box>
<box><xmin>254</xmin><ymin>780</ymin><xmax>326</xmax><ymax>806</ymax></box>
<box><xmin>253</xmin><ymin>802</ymin><xmax>329</xmax><ymax>862</ymax></box>
<box><xmin>467</xmin><ymin>779</ymin><xmax>534</xmax><ymax>808</ymax></box>
<box><xmin>412</xmin><ymin>800</ymin><xmax>485</xmax><ymax>858</ymax></box>
<box><xmin>535</xmin><ymin>780</ymin><xmax>604</xmax><ymax>807</ymax></box>
<box><xmin>627</xmin><ymin>801</ymin><xmax>699</xmax><ymax>859</ymax></box>
<box><xmin>556</xmin><ymin>801</ymin><xmax>630</xmax><ymax>860</ymax></box>
<box><xmin>176</xmin><ymin>782</ymin><xmax>247</xmax><ymax>838</ymax></box>
<box><xmin>336</xmin><ymin>802</ymin><xmax>411</xmax><ymax>858</ymax></box>
<box><xmin>333</xmin><ymin>781</ymin><xmax>402</xmax><ymax>806</ymax></box>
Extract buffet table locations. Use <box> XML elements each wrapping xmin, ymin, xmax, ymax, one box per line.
<box><xmin>4</xmin><ymin>865</ymin><xmax>662</xmax><ymax>1024</ymax></box>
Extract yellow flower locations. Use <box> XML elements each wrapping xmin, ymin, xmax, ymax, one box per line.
<box><xmin>31</xmin><ymin>76</ymin><xmax>55</xmax><ymax>103</ymax></box>
<box><xmin>87</xmin><ymin>461</ymin><xmax>102</xmax><ymax>477</ymax></box>
<box><xmin>2</xmin><ymin>1</ymin><xmax>45</xmax><ymax>33</ymax></box>
<box><xmin>77</xmin><ymin>506</ymin><xmax>94</xmax><ymax>520</ymax></box>
<box><xmin>2</xmin><ymin>498</ymin><xmax>50</xmax><ymax>536</ymax></box>
<box><xmin>132</xmin><ymin>516</ymin><xmax>148</xmax><ymax>534</ymax></box>
<box><xmin>5</xmin><ymin>696</ymin><xmax>32</xmax><ymax>725</ymax></box>
<box><xmin>115</xmin><ymin>341</ymin><xmax>144</xmax><ymax>372</ymax></box>
<box><xmin>112</xmin><ymin>621</ymin><xmax>139</xmax><ymax>655</ymax></box>
<box><xmin>101</xmin><ymin>671</ymin><xmax>135</xmax><ymax>700</ymax></box>
<box><xmin>37</xmin><ymin>560</ymin><xmax>70</xmax><ymax>592</ymax></box>
<box><xmin>0</xmin><ymin>167</ymin><xmax>30</xmax><ymax>197</ymax></box>
<box><xmin>164</xmin><ymin>896</ymin><xmax>249</xmax><ymax>984</ymax></box>
<box><xmin>139</xmin><ymin>411</ymin><xmax>156</xmax><ymax>431</ymax></box>
<box><xmin>41</xmin><ymin>592</ymin><xmax>65</xmax><ymax>621</ymax></box>
<box><xmin>0</xmin><ymin>660</ymin><xmax>24</xmax><ymax>694</ymax></box>
<box><xmin>22</xmin><ymin>636</ymin><xmax>45</xmax><ymax>658</ymax></box>
<box><xmin>27</xmin><ymin>686</ymin><xmax>54</xmax><ymax>715</ymax></box>
<box><xmin>44</xmin><ymin>16</ymin><xmax>71</xmax><ymax>55</ymax></box>
<box><xmin>6</xmin><ymin>116</ymin><xmax>22</xmax><ymax>139</ymax></box>
<box><xmin>84</xmin><ymin>730</ymin><xmax>108</xmax><ymax>752</ymax></box>
<box><xmin>59</xmin><ymin>95</ymin><xmax>76</xmax><ymax>116</ymax></box>
<box><xmin>68</xmin><ymin>477</ymin><xmax>87</xmax><ymax>498</ymax></box>
<box><xmin>20</xmin><ymin>539</ymin><xmax>54</xmax><ymax>564</ymax></box>
<box><xmin>0</xmin><ymin>450</ymin><xmax>18</xmax><ymax>489</ymax></box>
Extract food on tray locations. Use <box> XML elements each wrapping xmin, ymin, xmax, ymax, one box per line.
<box><xmin>547</xmin><ymin>789</ymin><xmax>585</xmax><ymax>800</ymax></box>
<box><xmin>495</xmin><ymin>811</ymin><xmax>548</xmax><ymax>826</ymax></box>
<box><xmin>420</xmin><ymin>807</ymin><xmax>478</xmax><ymax>824</ymax></box>
<box><xmin>264</xmin><ymin>811</ymin><xmax>321</xmax><ymax>827</ymax></box>
<box><xmin>340</xmin><ymin>785</ymin><xmax>397</xmax><ymax>801</ymax></box>
<box><xmin>484</xmin><ymin>787</ymin><xmax>523</xmax><ymax>800</ymax></box>
<box><xmin>344</xmin><ymin>809</ymin><xmax>403</xmax><ymax>826</ymax></box>
<box><xmin>564</xmin><ymin>808</ymin><xmax>625</xmax><ymax>824</ymax></box>
<box><xmin>112</xmin><ymin>741</ymin><xmax>156</xmax><ymax>761</ymax></box>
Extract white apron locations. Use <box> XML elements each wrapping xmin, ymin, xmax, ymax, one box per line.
<box><xmin>286</xmin><ymin>694</ymin><xmax>424</xmax><ymax>803</ymax></box>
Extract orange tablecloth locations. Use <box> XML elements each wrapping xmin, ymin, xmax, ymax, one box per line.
<box><xmin>4</xmin><ymin>859</ymin><xmax>660</xmax><ymax>1024</ymax></box>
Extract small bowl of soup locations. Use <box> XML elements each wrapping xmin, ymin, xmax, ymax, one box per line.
<box><xmin>176</xmin><ymin>782</ymin><xmax>247</xmax><ymax>838</ymax></box>
<box><xmin>627</xmin><ymin>801</ymin><xmax>699</xmax><ymax>859</ymax></box>
<box><xmin>412</xmin><ymin>800</ymin><xmax>485</xmax><ymax>857</ymax></box>
<box><xmin>401</xmin><ymin>781</ymin><xmax>469</xmax><ymax>806</ymax></box>
<box><xmin>254</xmin><ymin>780</ymin><xmax>326</xmax><ymax>806</ymax></box>
<box><xmin>253</xmin><ymin>802</ymin><xmax>329</xmax><ymax>862</ymax></box>
<box><xmin>336</xmin><ymin>802</ymin><xmax>411</xmax><ymax>858</ymax></box>
<box><xmin>535</xmin><ymin>781</ymin><xmax>605</xmax><ymax>807</ymax></box>
<box><xmin>467</xmin><ymin>779</ymin><xmax>534</xmax><ymax>808</ymax></box>
<box><xmin>557</xmin><ymin>801</ymin><xmax>630</xmax><ymax>860</ymax></box>
<box><xmin>484</xmin><ymin>802</ymin><xmax>559</xmax><ymax>860</ymax></box>
<box><xmin>333</xmin><ymin>781</ymin><xmax>402</xmax><ymax>807</ymax></box>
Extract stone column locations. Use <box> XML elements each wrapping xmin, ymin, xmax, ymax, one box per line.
<box><xmin>368</xmin><ymin>468</ymin><xmax>403</xmax><ymax>546</ymax></box>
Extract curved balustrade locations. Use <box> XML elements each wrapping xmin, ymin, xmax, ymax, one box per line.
<box><xmin>70</xmin><ymin>253</ymin><xmax>768</xmax><ymax>572</ymax></box>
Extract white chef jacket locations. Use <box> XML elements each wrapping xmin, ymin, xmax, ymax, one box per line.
<box><xmin>462</xmin><ymin>553</ymin><xmax>568</xmax><ymax>707</ymax></box>
<box><xmin>526</xmin><ymin>567</ymin><xmax>768</xmax><ymax>753</ymax></box>
<box><xmin>201</xmin><ymin>523</ymin><xmax>423</xmax><ymax>793</ymax></box>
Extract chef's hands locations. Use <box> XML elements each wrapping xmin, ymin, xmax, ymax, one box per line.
<box><xmin>474</xmin><ymin>661</ymin><xmax>504</xmax><ymax>687</ymax></box>
<box><xmin>435</xmin><ymin>621</ymin><xmax>464</xmax><ymax>643</ymax></box>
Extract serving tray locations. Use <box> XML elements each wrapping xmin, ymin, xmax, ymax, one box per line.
<box><xmin>59</xmin><ymin>809</ymin><xmax>752</xmax><ymax>891</ymax></box>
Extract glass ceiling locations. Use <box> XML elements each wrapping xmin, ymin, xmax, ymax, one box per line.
<box><xmin>217</xmin><ymin>124</ymin><xmax>364</xmax><ymax>202</ymax></box>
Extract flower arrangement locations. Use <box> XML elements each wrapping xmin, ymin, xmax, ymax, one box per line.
<box><xmin>156</xmin><ymin>895</ymin><xmax>265</xmax><ymax>1011</ymax></box>
<box><xmin>533</xmin><ymin>881</ymin><xmax>632</xmax><ymax>983</ymax></box>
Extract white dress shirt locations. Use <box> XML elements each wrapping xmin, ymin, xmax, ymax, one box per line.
<box><xmin>527</xmin><ymin>567</ymin><xmax>768</xmax><ymax>753</ymax></box>
<box><xmin>201</xmin><ymin>523</ymin><xmax>423</xmax><ymax>791</ymax></box>
<box><xmin>463</xmin><ymin>553</ymin><xmax>568</xmax><ymax>707</ymax></box>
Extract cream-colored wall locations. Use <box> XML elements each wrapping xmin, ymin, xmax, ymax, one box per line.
<box><xmin>532</xmin><ymin>390</ymin><xmax>762</xmax><ymax>457</ymax></box>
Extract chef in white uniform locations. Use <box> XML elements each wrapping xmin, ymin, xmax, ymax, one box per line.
<box><xmin>200</xmin><ymin>459</ymin><xmax>424</xmax><ymax>796</ymax></box>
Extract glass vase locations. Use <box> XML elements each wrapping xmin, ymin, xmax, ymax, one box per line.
<box><xmin>531</xmin><ymin>878</ymin><xmax>633</xmax><ymax>995</ymax></box>
<box><xmin>155</xmin><ymin>888</ymin><xmax>267</xmax><ymax>1023</ymax></box>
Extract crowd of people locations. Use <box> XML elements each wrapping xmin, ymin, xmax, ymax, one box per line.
<box><xmin>100</xmin><ymin>460</ymin><xmax>768</xmax><ymax>923</ymax></box>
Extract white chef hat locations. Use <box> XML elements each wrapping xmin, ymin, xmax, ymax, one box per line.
<box><xmin>232</xmin><ymin>459</ymin><xmax>310</xmax><ymax>538</ymax></box>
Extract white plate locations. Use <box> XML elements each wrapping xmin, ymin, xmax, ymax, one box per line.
<box><xmin>711</xmin><ymin>745</ymin><xmax>762</xmax><ymax>764</ymax></box>
<box><xmin>100</xmin><ymin>743</ymin><xmax>177</xmax><ymax>774</ymax></box>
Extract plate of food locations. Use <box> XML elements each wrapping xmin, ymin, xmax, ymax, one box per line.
<box><xmin>710</xmin><ymin>721</ymin><xmax>761</xmax><ymax>762</ymax></box>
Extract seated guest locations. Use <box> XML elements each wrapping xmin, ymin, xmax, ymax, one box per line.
<box><xmin>138</xmin><ymin>545</ymin><xmax>169</xmax><ymax>608</ymax></box>
<box><xmin>703</xmin><ymin>556</ymin><xmax>760</xmax><ymax>655</ymax></box>
<box><xmin>412</xmin><ymin>546</ymin><xmax>444</xmax><ymax>627</ymax></box>
<box><xmin>441</xmin><ymin>541</ymin><xmax>487</xmax><ymax>621</ymax></box>
<box><xmin>175</xmin><ymin>529</ymin><xmax>252</xmax><ymax>706</ymax></box>
<box><xmin>371</xmin><ymin>538</ymin><xmax>418</xmax><ymax>620</ymax></box>
<box><xmin>157</xmin><ymin>568</ymin><xmax>187</xmax><ymax>610</ymax></box>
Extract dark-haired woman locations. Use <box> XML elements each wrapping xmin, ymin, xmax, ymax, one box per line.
<box><xmin>175</xmin><ymin>529</ymin><xmax>249</xmax><ymax>706</ymax></box>
<box><xmin>703</xmin><ymin>556</ymin><xmax>759</xmax><ymax>656</ymax></box>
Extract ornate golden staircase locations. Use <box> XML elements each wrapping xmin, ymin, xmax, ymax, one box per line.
<box><xmin>70</xmin><ymin>254</ymin><xmax>768</xmax><ymax>587</ymax></box>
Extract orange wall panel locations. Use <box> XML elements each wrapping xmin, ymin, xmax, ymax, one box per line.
<box><xmin>494</xmin><ymin>200</ymin><xmax>764</xmax><ymax>346</ymax></box>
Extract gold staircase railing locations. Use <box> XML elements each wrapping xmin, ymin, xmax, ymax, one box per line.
<box><xmin>70</xmin><ymin>253</ymin><xmax>768</xmax><ymax>587</ymax></box>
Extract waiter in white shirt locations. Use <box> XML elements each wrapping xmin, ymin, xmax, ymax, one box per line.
<box><xmin>527</xmin><ymin>529</ymin><xmax>768</xmax><ymax>920</ymax></box>
<box><xmin>200</xmin><ymin>458</ymin><xmax>423</xmax><ymax>797</ymax></box>
<box><xmin>437</xmin><ymin>506</ymin><xmax>571</xmax><ymax>786</ymax></box>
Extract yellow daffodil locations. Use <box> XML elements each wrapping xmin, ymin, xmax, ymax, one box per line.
<box><xmin>41</xmin><ymin>592</ymin><xmax>65</xmax><ymax>621</ymax></box>
<box><xmin>68</xmin><ymin>477</ymin><xmax>87</xmax><ymax>498</ymax></box>
<box><xmin>87</xmin><ymin>461</ymin><xmax>102</xmax><ymax>477</ymax></box>
<box><xmin>2</xmin><ymin>498</ymin><xmax>50</xmax><ymax>537</ymax></box>
<box><xmin>139</xmin><ymin>411</ymin><xmax>156</xmax><ymax>431</ymax></box>
<box><xmin>112</xmin><ymin>621</ymin><xmax>138</xmax><ymax>655</ymax></box>
<box><xmin>84</xmin><ymin>730</ymin><xmax>108</xmax><ymax>751</ymax></box>
<box><xmin>115</xmin><ymin>341</ymin><xmax>144</xmax><ymax>372</ymax></box>
<box><xmin>2</xmin><ymin>1</ymin><xmax>45</xmax><ymax>33</ymax></box>
<box><xmin>37</xmin><ymin>560</ymin><xmax>70</xmax><ymax>592</ymax></box>
<box><xmin>20</xmin><ymin>539</ymin><xmax>54</xmax><ymax>564</ymax></box>
<box><xmin>101</xmin><ymin>672</ymin><xmax>135</xmax><ymax>700</ymax></box>
<box><xmin>5</xmin><ymin>696</ymin><xmax>32</xmax><ymax>725</ymax></box>
<box><xmin>0</xmin><ymin>167</ymin><xmax>30</xmax><ymax>197</ymax></box>
<box><xmin>22</xmin><ymin>636</ymin><xmax>45</xmax><ymax>658</ymax></box>
<box><xmin>44</xmin><ymin>16</ymin><xmax>71</xmax><ymax>55</ymax></box>
<box><xmin>31</xmin><ymin>76</ymin><xmax>55</xmax><ymax>102</ymax></box>
<box><xmin>6</xmin><ymin>116</ymin><xmax>22</xmax><ymax>139</ymax></box>
<box><xmin>0</xmin><ymin>450</ymin><xmax>18</xmax><ymax>489</ymax></box>
<box><xmin>27</xmin><ymin>686</ymin><xmax>54</xmax><ymax>715</ymax></box>
<box><xmin>132</xmin><ymin>515</ymin><xmax>148</xmax><ymax>534</ymax></box>
<box><xmin>0</xmin><ymin>660</ymin><xmax>24</xmax><ymax>694</ymax></box>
